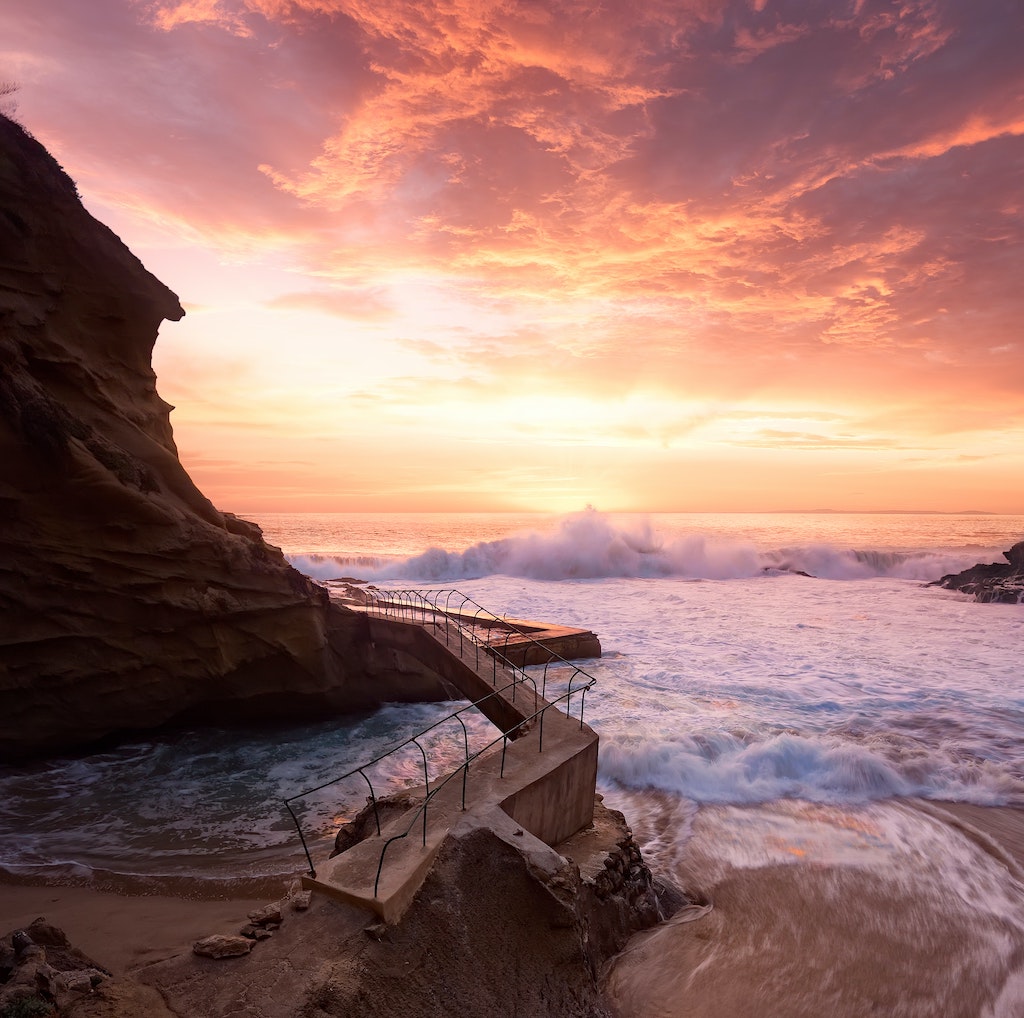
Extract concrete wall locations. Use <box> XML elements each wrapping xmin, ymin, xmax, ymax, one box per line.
<box><xmin>499</xmin><ymin>735</ymin><xmax>599</xmax><ymax>847</ymax></box>
<box><xmin>366</xmin><ymin>617</ymin><xmax>530</xmax><ymax>734</ymax></box>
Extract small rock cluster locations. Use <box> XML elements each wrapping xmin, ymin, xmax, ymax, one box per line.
<box><xmin>936</xmin><ymin>540</ymin><xmax>1024</xmax><ymax>604</ymax></box>
<box><xmin>591</xmin><ymin>826</ymin><xmax>653</xmax><ymax>902</ymax></box>
<box><xmin>1</xmin><ymin>918</ymin><xmax>108</xmax><ymax>1014</ymax></box>
<box><xmin>192</xmin><ymin>883</ymin><xmax>312</xmax><ymax>960</ymax></box>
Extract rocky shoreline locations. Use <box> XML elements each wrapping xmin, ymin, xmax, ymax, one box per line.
<box><xmin>934</xmin><ymin>540</ymin><xmax>1024</xmax><ymax>603</ymax></box>
<box><xmin>2</xmin><ymin>798</ymin><xmax>689</xmax><ymax>1018</ymax></box>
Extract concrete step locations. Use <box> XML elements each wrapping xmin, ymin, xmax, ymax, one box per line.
<box><xmin>305</xmin><ymin>715</ymin><xmax>597</xmax><ymax>924</ymax></box>
<box><xmin>303</xmin><ymin>596</ymin><xmax>600</xmax><ymax>925</ymax></box>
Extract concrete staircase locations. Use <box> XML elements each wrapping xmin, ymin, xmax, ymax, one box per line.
<box><xmin>299</xmin><ymin>608</ymin><xmax>600</xmax><ymax>924</ymax></box>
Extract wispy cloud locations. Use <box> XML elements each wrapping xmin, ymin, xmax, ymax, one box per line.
<box><xmin>266</xmin><ymin>287</ymin><xmax>395</xmax><ymax>320</ymax></box>
<box><xmin>4</xmin><ymin>0</ymin><xmax>1023</xmax><ymax>510</ymax></box>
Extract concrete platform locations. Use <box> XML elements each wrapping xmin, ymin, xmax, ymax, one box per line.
<box><xmin>304</xmin><ymin>707</ymin><xmax>598</xmax><ymax>923</ymax></box>
<box><xmin>325</xmin><ymin>582</ymin><xmax>601</xmax><ymax>663</ymax></box>
<box><xmin>478</xmin><ymin>615</ymin><xmax>601</xmax><ymax>666</ymax></box>
<box><xmin>303</xmin><ymin>608</ymin><xmax>600</xmax><ymax>924</ymax></box>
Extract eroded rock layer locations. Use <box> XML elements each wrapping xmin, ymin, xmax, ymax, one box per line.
<box><xmin>0</xmin><ymin>115</ymin><xmax>443</xmax><ymax>760</ymax></box>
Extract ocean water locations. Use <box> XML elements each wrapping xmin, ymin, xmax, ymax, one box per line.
<box><xmin>1</xmin><ymin>511</ymin><xmax>1022</xmax><ymax>900</ymax></box>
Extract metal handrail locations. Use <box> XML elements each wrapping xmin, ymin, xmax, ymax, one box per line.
<box><xmin>282</xmin><ymin>674</ymin><xmax>540</xmax><ymax>878</ymax></box>
<box><xmin>372</xmin><ymin>680</ymin><xmax>594</xmax><ymax>896</ymax></box>
<box><xmin>282</xmin><ymin>588</ymin><xmax>600</xmax><ymax>883</ymax></box>
<box><xmin>366</xmin><ymin>587</ymin><xmax>591</xmax><ymax>693</ymax></box>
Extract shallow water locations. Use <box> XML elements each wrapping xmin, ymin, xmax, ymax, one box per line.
<box><xmin>2</xmin><ymin>512</ymin><xmax>1021</xmax><ymax>917</ymax></box>
<box><xmin>605</xmin><ymin>797</ymin><xmax>1024</xmax><ymax>1018</ymax></box>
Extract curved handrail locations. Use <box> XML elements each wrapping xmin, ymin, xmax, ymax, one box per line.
<box><xmin>284</xmin><ymin>588</ymin><xmax>600</xmax><ymax>881</ymax></box>
<box><xmin>282</xmin><ymin>674</ymin><xmax>540</xmax><ymax>876</ymax></box>
<box><xmin>372</xmin><ymin>680</ymin><xmax>595</xmax><ymax>896</ymax></box>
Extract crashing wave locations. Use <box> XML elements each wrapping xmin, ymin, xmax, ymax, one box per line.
<box><xmin>287</xmin><ymin>509</ymin><xmax>1000</xmax><ymax>584</ymax></box>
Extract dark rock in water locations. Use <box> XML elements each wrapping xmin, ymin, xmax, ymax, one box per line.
<box><xmin>0</xmin><ymin>115</ymin><xmax>448</xmax><ymax>761</ymax></box>
<box><xmin>935</xmin><ymin>541</ymin><xmax>1024</xmax><ymax>604</ymax></box>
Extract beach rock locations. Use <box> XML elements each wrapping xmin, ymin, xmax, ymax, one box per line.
<box><xmin>18</xmin><ymin>921</ymin><xmax>69</xmax><ymax>950</ymax></box>
<box><xmin>239</xmin><ymin>925</ymin><xmax>273</xmax><ymax>941</ymax></box>
<box><xmin>290</xmin><ymin>889</ymin><xmax>312</xmax><ymax>911</ymax></box>
<box><xmin>0</xmin><ymin>114</ymin><xmax>452</xmax><ymax>761</ymax></box>
<box><xmin>935</xmin><ymin>540</ymin><xmax>1024</xmax><ymax>603</ymax></box>
<box><xmin>246</xmin><ymin>904</ymin><xmax>283</xmax><ymax>928</ymax></box>
<box><xmin>192</xmin><ymin>935</ymin><xmax>254</xmax><ymax>959</ymax></box>
<box><xmin>0</xmin><ymin>922</ymin><xmax>108</xmax><ymax>1012</ymax></box>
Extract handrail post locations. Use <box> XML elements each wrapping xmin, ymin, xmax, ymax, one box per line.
<box><xmin>284</xmin><ymin>800</ymin><xmax>317</xmax><ymax>879</ymax></box>
<box><xmin>286</xmin><ymin>587</ymin><xmax>600</xmax><ymax>893</ymax></box>
<box><xmin>357</xmin><ymin>768</ymin><xmax>381</xmax><ymax>835</ymax></box>
<box><xmin>443</xmin><ymin>590</ymin><xmax>457</xmax><ymax>645</ymax></box>
<box><xmin>411</xmin><ymin>738</ymin><xmax>430</xmax><ymax>845</ymax></box>
<box><xmin>471</xmin><ymin>607</ymin><xmax>486</xmax><ymax>669</ymax></box>
<box><xmin>455</xmin><ymin>713</ymin><xmax>470</xmax><ymax>809</ymax></box>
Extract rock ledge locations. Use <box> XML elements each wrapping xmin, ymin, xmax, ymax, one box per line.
<box><xmin>935</xmin><ymin>540</ymin><xmax>1024</xmax><ymax>603</ymax></box>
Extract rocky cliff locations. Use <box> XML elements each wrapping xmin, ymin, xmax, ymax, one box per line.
<box><xmin>0</xmin><ymin>115</ymin><xmax>444</xmax><ymax>761</ymax></box>
<box><xmin>936</xmin><ymin>541</ymin><xmax>1024</xmax><ymax>604</ymax></box>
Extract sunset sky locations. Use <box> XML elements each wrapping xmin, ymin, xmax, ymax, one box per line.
<box><xmin>3</xmin><ymin>0</ymin><xmax>1023</xmax><ymax>513</ymax></box>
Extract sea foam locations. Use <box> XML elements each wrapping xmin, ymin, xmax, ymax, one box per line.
<box><xmin>598</xmin><ymin>730</ymin><xmax>1021</xmax><ymax>806</ymax></box>
<box><xmin>288</xmin><ymin>509</ymin><xmax>996</xmax><ymax>584</ymax></box>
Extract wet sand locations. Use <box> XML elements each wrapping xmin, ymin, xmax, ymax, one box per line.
<box><xmin>924</xmin><ymin>800</ymin><xmax>1024</xmax><ymax>874</ymax></box>
<box><xmin>0</xmin><ymin>883</ymin><xmax>270</xmax><ymax>975</ymax></box>
<box><xmin>606</xmin><ymin>801</ymin><xmax>1024</xmax><ymax>1018</ymax></box>
<box><xmin>2</xmin><ymin>801</ymin><xmax>1022</xmax><ymax>1017</ymax></box>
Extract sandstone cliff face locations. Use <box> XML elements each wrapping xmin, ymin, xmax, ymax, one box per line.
<box><xmin>0</xmin><ymin>116</ymin><xmax>442</xmax><ymax>761</ymax></box>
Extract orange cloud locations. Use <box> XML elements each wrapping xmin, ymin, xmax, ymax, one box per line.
<box><xmin>266</xmin><ymin>287</ymin><xmax>395</xmax><ymax>320</ymax></box>
<box><xmin>5</xmin><ymin>0</ymin><xmax>1023</xmax><ymax>511</ymax></box>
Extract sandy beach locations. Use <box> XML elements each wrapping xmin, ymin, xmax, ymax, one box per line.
<box><xmin>0</xmin><ymin>883</ymin><xmax>271</xmax><ymax>976</ymax></box>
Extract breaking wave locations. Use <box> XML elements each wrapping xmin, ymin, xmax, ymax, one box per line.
<box><xmin>288</xmin><ymin>509</ymin><xmax>991</xmax><ymax>584</ymax></box>
<box><xmin>599</xmin><ymin>730</ymin><xmax>1023</xmax><ymax>807</ymax></box>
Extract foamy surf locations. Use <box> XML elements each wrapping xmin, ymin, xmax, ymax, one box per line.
<box><xmin>598</xmin><ymin>729</ymin><xmax>1023</xmax><ymax>806</ymax></box>
<box><xmin>286</xmin><ymin>510</ymin><xmax>1003</xmax><ymax>583</ymax></box>
<box><xmin>604</xmin><ymin>797</ymin><xmax>1024</xmax><ymax>1018</ymax></box>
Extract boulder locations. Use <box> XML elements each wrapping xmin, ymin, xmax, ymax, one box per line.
<box><xmin>0</xmin><ymin>921</ymin><xmax>108</xmax><ymax>1013</ymax></box>
<box><xmin>936</xmin><ymin>540</ymin><xmax>1024</xmax><ymax>603</ymax></box>
<box><xmin>246</xmin><ymin>904</ymin><xmax>283</xmax><ymax>928</ymax></box>
<box><xmin>192</xmin><ymin>935</ymin><xmax>254</xmax><ymax>959</ymax></box>
<box><xmin>290</xmin><ymin>889</ymin><xmax>312</xmax><ymax>911</ymax></box>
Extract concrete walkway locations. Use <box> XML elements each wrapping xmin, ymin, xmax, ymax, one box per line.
<box><xmin>303</xmin><ymin>619</ymin><xmax>599</xmax><ymax>923</ymax></box>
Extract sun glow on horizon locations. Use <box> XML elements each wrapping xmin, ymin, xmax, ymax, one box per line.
<box><xmin>5</xmin><ymin>0</ymin><xmax>1023</xmax><ymax>514</ymax></box>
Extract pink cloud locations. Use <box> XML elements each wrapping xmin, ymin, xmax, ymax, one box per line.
<box><xmin>266</xmin><ymin>286</ymin><xmax>395</xmax><ymax>319</ymax></box>
<box><xmin>4</xmin><ymin>0</ymin><xmax>1023</xmax><ymax>510</ymax></box>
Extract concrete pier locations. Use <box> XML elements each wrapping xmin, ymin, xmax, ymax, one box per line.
<box><xmin>302</xmin><ymin>611</ymin><xmax>600</xmax><ymax>923</ymax></box>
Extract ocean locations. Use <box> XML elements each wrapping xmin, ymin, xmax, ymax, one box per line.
<box><xmin>2</xmin><ymin>511</ymin><xmax>1023</xmax><ymax>1012</ymax></box>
